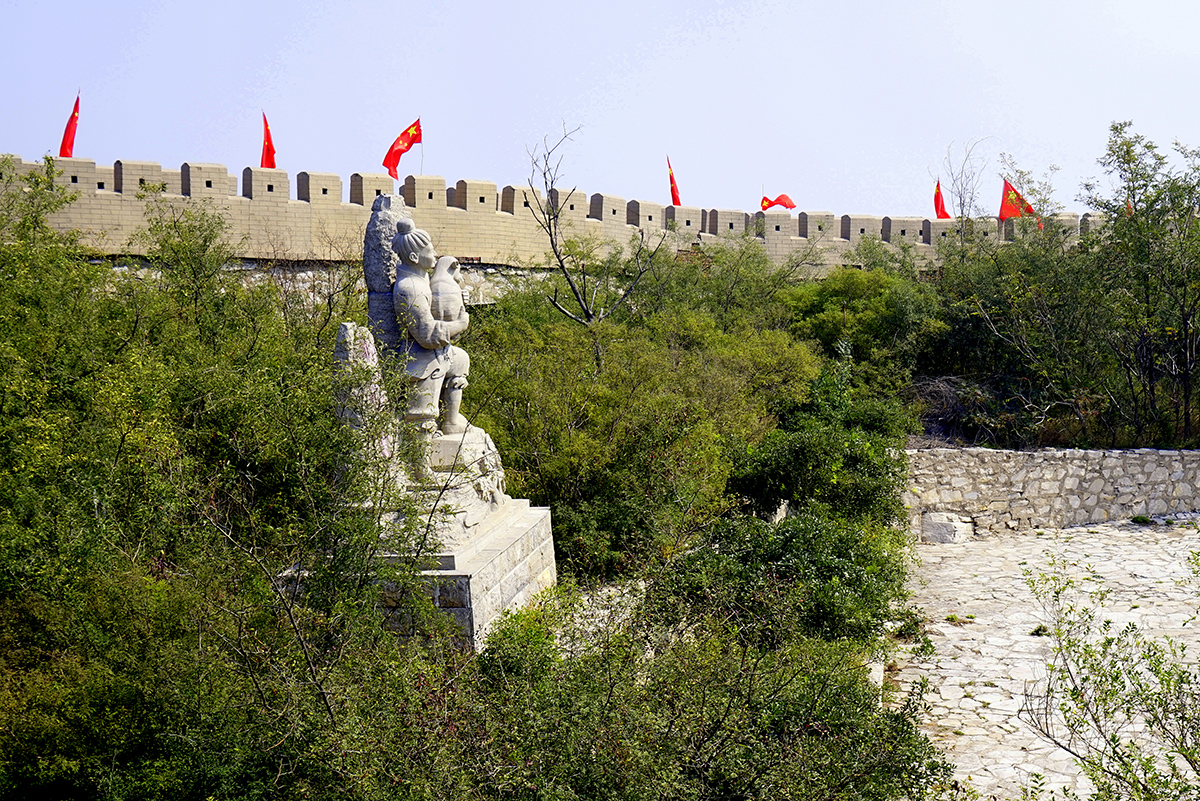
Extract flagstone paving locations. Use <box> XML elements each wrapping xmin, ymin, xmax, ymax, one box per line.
<box><xmin>892</xmin><ymin>515</ymin><xmax>1200</xmax><ymax>799</ymax></box>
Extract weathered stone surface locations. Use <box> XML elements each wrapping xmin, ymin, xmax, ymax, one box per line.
<box><xmin>921</xmin><ymin>511</ymin><xmax>974</xmax><ymax>543</ymax></box>
<box><xmin>421</xmin><ymin>426</ymin><xmax>512</xmax><ymax>551</ymax></box>
<box><xmin>363</xmin><ymin>195</ymin><xmax>411</xmax><ymax>348</ymax></box>
<box><xmin>894</xmin><ymin>517</ymin><xmax>1200</xmax><ymax>799</ymax></box>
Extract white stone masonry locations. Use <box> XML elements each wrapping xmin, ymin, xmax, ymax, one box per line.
<box><xmin>906</xmin><ymin>447</ymin><xmax>1200</xmax><ymax>540</ymax></box>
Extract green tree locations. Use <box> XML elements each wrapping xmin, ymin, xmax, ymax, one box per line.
<box><xmin>1080</xmin><ymin>121</ymin><xmax>1200</xmax><ymax>443</ymax></box>
<box><xmin>782</xmin><ymin>255</ymin><xmax>946</xmax><ymax>394</ymax></box>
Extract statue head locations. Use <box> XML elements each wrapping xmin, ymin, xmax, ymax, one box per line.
<box><xmin>392</xmin><ymin>217</ymin><xmax>437</xmax><ymax>271</ymax></box>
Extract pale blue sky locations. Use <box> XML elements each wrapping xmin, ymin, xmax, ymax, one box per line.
<box><xmin>4</xmin><ymin>0</ymin><xmax>1198</xmax><ymax>216</ymax></box>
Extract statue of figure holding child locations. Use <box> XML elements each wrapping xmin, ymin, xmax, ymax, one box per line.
<box><xmin>334</xmin><ymin>194</ymin><xmax>555</xmax><ymax>648</ymax></box>
<box><xmin>390</xmin><ymin>217</ymin><xmax>472</xmax><ymax>438</ymax></box>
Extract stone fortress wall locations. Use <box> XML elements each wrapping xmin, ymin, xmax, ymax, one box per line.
<box><xmin>4</xmin><ymin>154</ymin><xmax>1100</xmax><ymax>280</ymax></box>
<box><xmin>905</xmin><ymin>447</ymin><xmax>1200</xmax><ymax>542</ymax></box>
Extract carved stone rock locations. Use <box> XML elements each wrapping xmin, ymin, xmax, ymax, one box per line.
<box><xmin>364</xmin><ymin>194</ymin><xmax>411</xmax><ymax>350</ymax></box>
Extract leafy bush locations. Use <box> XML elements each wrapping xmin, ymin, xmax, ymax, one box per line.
<box><xmin>463</xmin><ymin>238</ymin><xmax>819</xmax><ymax>578</ymax></box>
<box><xmin>730</xmin><ymin>346</ymin><xmax>912</xmax><ymax>525</ymax></box>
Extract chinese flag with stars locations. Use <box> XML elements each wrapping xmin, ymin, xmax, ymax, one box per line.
<box><xmin>260</xmin><ymin>112</ymin><xmax>276</xmax><ymax>169</ymax></box>
<box><xmin>761</xmin><ymin>194</ymin><xmax>796</xmax><ymax>211</ymax></box>
<box><xmin>383</xmin><ymin>119</ymin><xmax>422</xmax><ymax>180</ymax></box>
<box><xmin>999</xmin><ymin>179</ymin><xmax>1042</xmax><ymax>229</ymax></box>
<box><xmin>59</xmin><ymin>94</ymin><xmax>79</xmax><ymax>158</ymax></box>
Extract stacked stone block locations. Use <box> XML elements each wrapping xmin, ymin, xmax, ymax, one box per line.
<box><xmin>905</xmin><ymin>447</ymin><xmax>1200</xmax><ymax>540</ymax></box>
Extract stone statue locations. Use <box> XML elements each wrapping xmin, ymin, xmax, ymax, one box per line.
<box><xmin>391</xmin><ymin>217</ymin><xmax>471</xmax><ymax>437</ymax></box>
<box><xmin>335</xmin><ymin>196</ymin><xmax>555</xmax><ymax>649</ymax></box>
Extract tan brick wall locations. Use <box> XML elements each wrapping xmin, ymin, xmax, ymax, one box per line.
<box><xmin>2</xmin><ymin>153</ymin><xmax>1086</xmax><ymax>273</ymax></box>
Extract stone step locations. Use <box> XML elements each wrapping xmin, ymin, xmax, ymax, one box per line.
<box><xmin>422</xmin><ymin>502</ymin><xmax>556</xmax><ymax>649</ymax></box>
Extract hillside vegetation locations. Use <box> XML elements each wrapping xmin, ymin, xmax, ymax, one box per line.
<box><xmin>0</xmin><ymin>155</ymin><xmax>950</xmax><ymax>800</ymax></box>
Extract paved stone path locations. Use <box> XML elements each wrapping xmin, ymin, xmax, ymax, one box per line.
<box><xmin>893</xmin><ymin>516</ymin><xmax>1200</xmax><ymax>799</ymax></box>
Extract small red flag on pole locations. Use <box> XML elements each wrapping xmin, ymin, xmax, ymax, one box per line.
<box><xmin>667</xmin><ymin>156</ymin><xmax>681</xmax><ymax>206</ymax></box>
<box><xmin>383</xmin><ymin>119</ymin><xmax>422</xmax><ymax>180</ymax></box>
<box><xmin>59</xmin><ymin>94</ymin><xmax>79</xmax><ymax>158</ymax></box>
<box><xmin>999</xmin><ymin>179</ymin><xmax>1042</xmax><ymax>229</ymax></box>
<box><xmin>260</xmin><ymin>112</ymin><xmax>276</xmax><ymax>169</ymax></box>
<box><xmin>761</xmin><ymin>194</ymin><xmax>796</xmax><ymax>211</ymax></box>
<box><xmin>934</xmin><ymin>181</ymin><xmax>951</xmax><ymax>219</ymax></box>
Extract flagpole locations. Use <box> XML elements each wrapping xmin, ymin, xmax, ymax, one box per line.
<box><xmin>420</xmin><ymin>143</ymin><xmax>424</xmax><ymax>175</ymax></box>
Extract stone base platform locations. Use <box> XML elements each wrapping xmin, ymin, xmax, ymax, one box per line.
<box><xmin>419</xmin><ymin>499</ymin><xmax>556</xmax><ymax>649</ymax></box>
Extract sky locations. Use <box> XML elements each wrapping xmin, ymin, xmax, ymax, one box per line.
<box><xmin>4</xmin><ymin>0</ymin><xmax>1200</xmax><ymax>218</ymax></box>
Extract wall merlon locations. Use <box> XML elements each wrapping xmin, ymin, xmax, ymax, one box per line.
<box><xmin>182</xmin><ymin>163</ymin><xmax>234</xmax><ymax>197</ymax></box>
<box><xmin>53</xmin><ymin>157</ymin><xmax>98</xmax><ymax>192</ymax></box>
<box><xmin>404</xmin><ymin>175</ymin><xmax>448</xmax><ymax>209</ymax></box>
<box><xmin>500</xmin><ymin>184</ymin><xmax>540</xmax><ymax>215</ymax></box>
<box><xmin>627</xmin><ymin>200</ymin><xmax>664</xmax><ymax>228</ymax></box>
<box><xmin>297</xmin><ymin>172</ymin><xmax>342</xmax><ymax>204</ymax></box>
<box><xmin>549</xmin><ymin>188</ymin><xmax>589</xmax><ymax>227</ymax></box>
<box><xmin>756</xmin><ymin>210</ymin><xmax>796</xmax><ymax>237</ymax></box>
<box><xmin>242</xmin><ymin>167</ymin><xmax>290</xmax><ymax>201</ymax></box>
<box><xmin>1050</xmin><ymin>212</ymin><xmax>1079</xmax><ymax>236</ymax></box>
<box><xmin>351</xmin><ymin>173</ymin><xmax>393</xmax><ymax>206</ymax></box>
<box><xmin>1081</xmin><ymin>212</ymin><xmax>1106</xmax><ymax>235</ymax></box>
<box><xmin>705</xmin><ymin>209</ymin><xmax>750</xmax><ymax>235</ymax></box>
<box><xmin>114</xmin><ymin>160</ymin><xmax>165</xmax><ymax>194</ymax></box>
<box><xmin>799</xmin><ymin>211</ymin><xmax>835</xmax><ymax>238</ymax></box>
<box><xmin>841</xmin><ymin>214</ymin><xmax>883</xmax><ymax>243</ymax></box>
<box><xmin>95</xmin><ymin>165</ymin><xmax>115</xmax><ymax>191</ymax></box>
<box><xmin>882</xmin><ymin>216</ymin><xmax>924</xmax><ymax>245</ymax></box>
<box><xmin>589</xmin><ymin>192</ymin><xmax>625</xmax><ymax>223</ymax></box>
<box><xmin>666</xmin><ymin>205</ymin><xmax>702</xmax><ymax>232</ymax></box>
<box><xmin>454</xmin><ymin>179</ymin><xmax>498</xmax><ymax>213</ymax></box>
<box><xmin>922</xmin><ymin>218</ymin><xmax>955</xmax><ymax>244</ymax></box>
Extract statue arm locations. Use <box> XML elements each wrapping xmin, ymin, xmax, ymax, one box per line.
<box><xmin>395</xmin><ymin>280</ymin><xmax>468</xmax><ymax>348</ymax></box>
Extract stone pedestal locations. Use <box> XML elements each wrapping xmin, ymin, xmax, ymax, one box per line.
<box><xmin>421</xmin><ymin>499</ymin><xmax>556</xmax><ymax>650</ymax></box>
<box><xmin>380</xmin><ymin>426</ymin><xmax>557</xmax><ymax>649</ymax></box>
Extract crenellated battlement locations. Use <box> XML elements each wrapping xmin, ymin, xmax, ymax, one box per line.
<box><xmin>3</xmin><ymin>153</ymin><xmax>1097</xmax><ymax>271</ymax></box>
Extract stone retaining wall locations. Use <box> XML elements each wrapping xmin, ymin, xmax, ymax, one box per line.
<box><xmin>904</xmin><ymin>447</ymin><xmax>1200</xmax><ymax>541</ymax></box>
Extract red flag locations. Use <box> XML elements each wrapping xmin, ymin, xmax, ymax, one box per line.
<box><xmin>761</xmin><ymin>194</ymin><xmax>796</xmax><ymax>211</ymax></box>
<box><xmin>999</xmin><ymin>179</ymin><xmax>1043</xmax><ymax>229</ymax></box>
<box><xmin>59</xmin><ymin>94</ymin><xmax>79</xmax><ymax>158</ymax></box>
<box><xmin>260</xmin><ymin>112</ymin><xmax>276</xmax><ymax>169</ymax></box>
<box><xmin>383</xmin><ymin>119</ymin><xmax>422</xmax><ymax>180</ymax></box>
<box><xmin>934</xmin><ymin>180</ymin><xmax>951</xmax><ymax>219</ymax></box>
<box><xmin>667</xmin><ymin>156</ymin><xmax>681</xmax><ymax>206</ymax></box>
